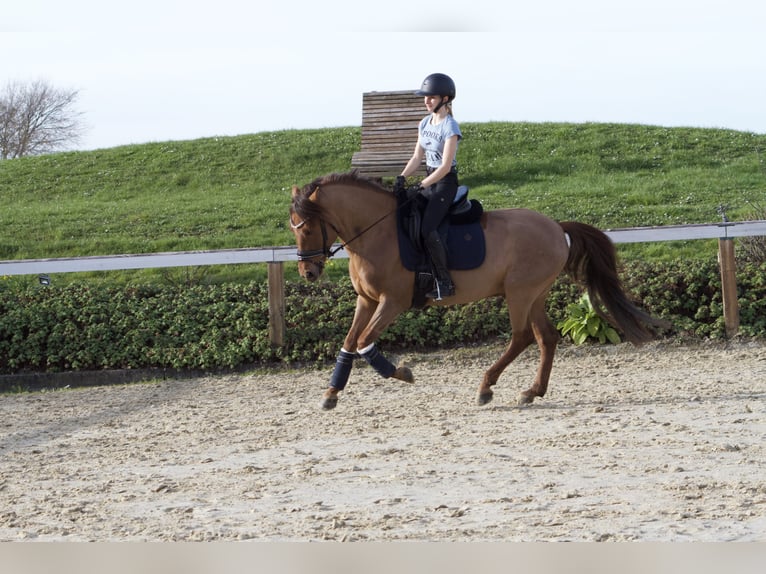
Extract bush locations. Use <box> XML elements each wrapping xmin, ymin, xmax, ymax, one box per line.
<box><xmin>1</xmin><ymin>258</ymin><xmax>765</xmax><ymax>376</ymax></box>
<box><xmin>557</xmin><ymin>294</ymin><xmax>621</xmax><ymax>345</ymax></box>
<box><xmin>736</xmin><ymin>200</ymin><xmax>766</xmax><ymax>264</ymax></box>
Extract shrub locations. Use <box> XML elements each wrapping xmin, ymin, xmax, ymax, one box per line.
<box><xmin>1</xmin><ymin>258</ymin><xmax>764</xmax><ymax>378</ymax></box>
<box><xmin>736</xmin><ymin>199</ymin><xmax>766</xmax><ymax>264</ymax></box>
<box><xmin>557</xmin><ymin>294</ymin><xmax>621</xmax><ymax>345</ymax></box>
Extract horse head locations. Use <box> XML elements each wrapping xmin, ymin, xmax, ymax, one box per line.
<box><xmin>289</xmin><ymin>183</ymin><xmax>338</xmax><ymax>282</ymax></box>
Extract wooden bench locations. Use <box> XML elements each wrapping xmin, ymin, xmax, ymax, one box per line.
<box><xmin>350</xmin><ymin>90</ymin><xmax>426</xmax><ymax>178</ymax></box>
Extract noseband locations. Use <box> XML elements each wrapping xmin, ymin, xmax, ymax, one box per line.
<box><xmin>290</xmin><ymin>216</ymin><xmax>339</xmax><ymax>268</ymax></box>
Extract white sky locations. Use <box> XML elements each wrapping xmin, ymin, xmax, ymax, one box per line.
<box><xmin>3</xmin><ymin>0</ymin><xmax>764</xmax><ymax>151</ymax></box>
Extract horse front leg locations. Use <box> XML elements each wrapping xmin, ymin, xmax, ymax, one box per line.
<box><xmin>321</xmin><ymin>294</ymin><xmax>411</xmax><ymax>411</ymax></box>
<box><xmin>320</xmin><ymin>295</ymin><xmax>373</xmax><ymax>410</ymax></box>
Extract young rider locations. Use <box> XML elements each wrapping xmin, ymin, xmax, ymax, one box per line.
<box><xmin>399</xmin><ymin>73</ymin><xmax>462</xmax><ymax>300</ymax></box>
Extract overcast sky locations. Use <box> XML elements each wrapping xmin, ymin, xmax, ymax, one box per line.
<box><xmin>4</xmin><ymin>0</ymin><xmax>764</xmax><ymax>151</ymax></box>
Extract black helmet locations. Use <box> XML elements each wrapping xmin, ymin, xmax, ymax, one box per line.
<box><xmin>415</xmin><ymin>73</ymin><xmax>456</xmax><ymax>100</ymax></box>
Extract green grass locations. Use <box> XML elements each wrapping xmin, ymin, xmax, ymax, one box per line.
<box><xmin>1</xmin><ymin>122</ymin><xmax>764</xmax><ymax>285</ymax></box>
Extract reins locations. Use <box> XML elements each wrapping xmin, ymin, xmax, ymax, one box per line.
<box><xmin>331</xmin><ymin>204</ymin><xmax>399</xmax><ymax>255</ymax></box>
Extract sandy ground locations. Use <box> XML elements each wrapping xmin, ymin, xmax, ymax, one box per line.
<box><xmin>1</xmin><ymin>339</ymin><xmax>765</xmax><ymax>542</ymax></box>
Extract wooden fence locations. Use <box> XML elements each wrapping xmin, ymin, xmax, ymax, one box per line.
<box><xmin>3</xmin><ymin>220</ymin><xmax>766</xmax><ymax>343</ymax></box>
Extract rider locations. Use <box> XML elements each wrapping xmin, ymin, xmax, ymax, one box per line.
<box><xmin>399</xmin><ymin>73</ymin><xmax>462</xmax><ymax>300</ymax></box>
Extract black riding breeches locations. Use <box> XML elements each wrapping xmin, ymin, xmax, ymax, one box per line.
<box><xmin>419</xmin><ymin>170</ymin><xmax>458</xmax><ymax>236</ymax></box>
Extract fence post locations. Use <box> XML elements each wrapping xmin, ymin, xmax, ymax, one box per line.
<box><xmin>268</xmin><ymin>262</ymin><xmax>285</xmax><ymax>346</ymax></box>
<box><xmin>717</xmin><ymin>237</ymin><xmax>739</xmax><ymax>337</ymax></box>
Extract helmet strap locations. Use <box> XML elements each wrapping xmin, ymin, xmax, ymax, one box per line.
<box><xmin>433</xmin><ymin>96</ymin><xmax>448</xmax><ymax>115</ymax></box>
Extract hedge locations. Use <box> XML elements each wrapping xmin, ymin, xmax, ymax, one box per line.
<box><xmin>1</xmin><ymin>260</ymin><xmax>765</xmax><ymax>376</ymax></box>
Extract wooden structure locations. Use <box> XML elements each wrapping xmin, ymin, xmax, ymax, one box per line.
<box><xmin>350</xmin><ymin>90</ymin><xmax>426</xmax><ymax>178</ymax></box>
<box><xmin>718</xmin><ymin>238</ymin><xmax>740</xmax><ymax>337</ymax></box>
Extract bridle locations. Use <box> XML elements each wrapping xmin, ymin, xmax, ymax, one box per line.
<box><xmin>290</xmin><ymin>215</ymin><xmax>342</xmax><ymax>270</ymax></box>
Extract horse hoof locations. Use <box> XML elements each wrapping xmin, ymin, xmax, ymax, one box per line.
<box><xmin>477</xmin><ymin>391</ymin><xmax>493</xmax><ymax>406</ymax></box>
<box><xmin>394</xmin><ymin>365</ymin><xmax>414</xmax><ymax>383</ymax></box>
<box><xmin>517</xmin><ymin>392</ymin><xmax>535</xmax><ymax>406</ymax></box>
<box><xmin>320</xmin><ymin>397</ymin><xmax>338</xmax><ymax>410</ymax></box>
<box><xmin>320</xmin><ymin>389</ymin><xmax>339</xmax><ymax>410</ymax></box>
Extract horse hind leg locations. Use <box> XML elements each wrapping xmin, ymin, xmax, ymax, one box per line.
<box><xmin>477</xmin><ymin>299</ymin><xmax>535</xmax><ymax>406</ymax></box>
<box><xmin>477</xmin><ymin>291</ymin><xmax>559</xmax><ymax>407</ymax></box>
<box><xmin>518</xmin><ymin>298</ymin><xmax>560</xmax><ymax>406</ymax></box>
<box><xmin>477</xmin><ymin>327</ymin><xmax>535</xmax><ymax>405</ymax></box>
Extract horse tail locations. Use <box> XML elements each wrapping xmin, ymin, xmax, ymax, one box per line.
<box><xmin>559</xmin><ymin>221</ymin><xmax>669</xmax><ymax>345</ymax></box>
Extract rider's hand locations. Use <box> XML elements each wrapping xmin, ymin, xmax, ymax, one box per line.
<box><xmin>394</xmin><ymin>175</ymin><xmax>406</xmax><ymax>194</ymax></box>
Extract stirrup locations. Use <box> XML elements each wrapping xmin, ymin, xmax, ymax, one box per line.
<box><xmin>426</xmin><ymin>281</ymin><xmax>455</xmax><ymax>300</ymax></box>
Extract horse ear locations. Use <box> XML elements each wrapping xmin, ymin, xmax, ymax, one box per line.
<box><xmin>291</xmin><ymin>185</ymin><xmax>300</xmax><ymax>198</ymax></box>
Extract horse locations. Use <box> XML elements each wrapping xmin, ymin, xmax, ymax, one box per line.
<box><xmin>289</xmin><ymin>171</ymin><xmax>668</xmax><ymax>410</ymax></box>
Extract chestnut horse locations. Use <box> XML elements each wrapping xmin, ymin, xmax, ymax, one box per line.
<box><xmin>289</xmin><ymin>171</ymin><xmax>666</xmax><ymax>410</ymax></box>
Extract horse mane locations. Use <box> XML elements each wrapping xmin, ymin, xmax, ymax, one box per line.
<box><xmin>291</xmin><ymin>170</ymin><xmax>391</xmax><ymax>221</ymax></box>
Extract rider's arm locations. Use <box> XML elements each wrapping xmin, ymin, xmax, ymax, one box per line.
<box><xmin>401</xmin><ymin>138</ymin><xmax>425</xmax><ymax>178</ymax></box>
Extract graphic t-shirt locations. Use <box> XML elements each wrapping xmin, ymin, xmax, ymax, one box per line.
<box><xmin>418</xmin><ymin>114</ymin><xmax>462</xmax><ymax>169</ymax></box>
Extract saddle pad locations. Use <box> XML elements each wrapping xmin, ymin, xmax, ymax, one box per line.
<box><xmin>397</xmin><ymin>220</ymin><xmax>486</xmax><ymax>272</ymax></box>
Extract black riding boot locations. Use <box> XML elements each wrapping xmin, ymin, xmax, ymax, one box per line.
<box><xmin>424</xmin><ymin>231</ymin><xmax>455</xmax><ymax>300</ymax></box>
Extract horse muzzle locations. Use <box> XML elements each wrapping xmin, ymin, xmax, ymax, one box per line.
<box><xmin>298</xmin><ymin>258</ymin><xmax>325</xmax><ymax>282</ymax></box>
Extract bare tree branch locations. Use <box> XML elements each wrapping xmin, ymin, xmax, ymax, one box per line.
<box><xmin>0</xmin><ymin>79</ymin><xmax>86</xmax><ymax>159</ymax></box>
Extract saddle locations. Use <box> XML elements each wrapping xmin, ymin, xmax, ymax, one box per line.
<box><xmin>396</xmin><ymin>185</ymin><xmax>486</xmax><ymax>308</ymax></box>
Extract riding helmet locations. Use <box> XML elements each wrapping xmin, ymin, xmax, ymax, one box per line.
<box><xmin>415</xmin><ymin>73</ymin><xmax>456</xmax><ymax>100</ymax></box>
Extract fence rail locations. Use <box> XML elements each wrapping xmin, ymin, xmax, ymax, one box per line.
<box><xmin>2</xmin><ymin>220</ymin><xmax>765</xmax><ymax>275</ymax></box>
<box><xmin>603</xmin><ymin>220</ymin><xmax>766</xmax><ymax>243</ymax></box>
<box><xmin>3</xmin><ymin>220</ymin><xmax>766</xmax><ymax>342</ymax></box>
<box><xmin>0</xmin><ymin>246</ymin><xmax>300</xmax><ymax>275</ymax></box>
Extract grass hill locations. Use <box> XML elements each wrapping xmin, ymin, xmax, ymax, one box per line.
<box><xmin>2</xmin><ymin>123</ymin><xmax>766</xmax><ymax>373</ymax></box>
<box><xmin>1</xmin><ymin>122</ymin><xmax>764</xmax><ymax>285</ymax></box>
